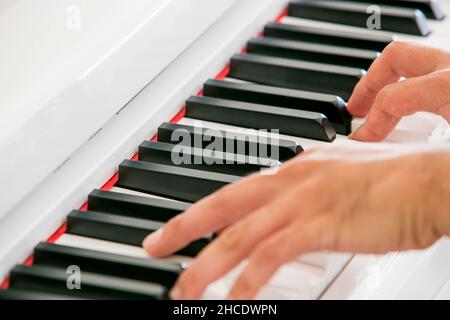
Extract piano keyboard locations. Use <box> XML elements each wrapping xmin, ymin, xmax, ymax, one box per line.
<box><xmin>1</xmin><ymin>0</ymin><xmax>449</xmax><ymax>300</ymax></box>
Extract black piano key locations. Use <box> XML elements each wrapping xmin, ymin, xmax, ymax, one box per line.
<box><xmin>88</xmin><ymin>189</ymin><xmax>189</xmax><ymax>222</ymax></box>
<box><xmin>264</xmin><ymin>22</ymin><xmax>393</xmax><ymax>52</ymax></box>
<box><xmin>139</xmin><ymin>141</ymin><xmax>275</xmax><ymax>177</ymax></box>
<box><xmin>67</xmin><ymin>210</ymin><xmax>211</xmax><ymax>257</ymax></box>
<box><xmin>9</xmin><ymin>265</ymin><xmax>167</xmax><ymax>300</ymax></box>
<box><xmin>288</xmin><ymin>0</ymin><xmax>430</xmax><ymax>36</ymax></box>
<box><xmin>185</xmin><ymin>96</ymin><xmax>336</xmax><ymax>142</ymax></box>
<box><xmin>158</xmin><ymin>122</ymin><xmax>303</xmax><ymax>161</ymax></box>
<box><xmin>203</xmin><ymin>79</ymin><xmax>352</xmax><ymax>135</ymax></box>
<box><xmin>33</xmin><ymin>243</ymin><xmax>182</xmax><ymax>288</ymax></box>
<box><xmin>247</xmin><ymin>37</ymin><xmax>379</xmax><ymax>69</ymax></box>
<box><xmin>117</xmin><ymin>160</ymin><xmax>240</xmax><ymax>203</ymax></box>
<box><xmin>0</xmin><ymin>288</ymin><xmax>81</xmax><ymax>300</ymax></box>
<box><xmin>229</xmin><ymin>53</ymin><xmax>364</xmax><ymax>101</ymax></box>
<box><xmin>344</xmin><ymin>0</ymin><xmax>445</xmax><ymax>20</ymax></box>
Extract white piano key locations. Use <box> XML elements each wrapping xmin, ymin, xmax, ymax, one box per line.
<box><xmin>435</xmin><ymin>278</ymin><xmax>450</xmax><ymax>300</ymax></box>
<box><xmin>336</xmin><ymin>239</ymin><xmax>450</xmax><ymax>300</ymax></box>
<box><xmin>280</xmin><ymin>16</ymin><xmax>450</xmax><ymax>51</ymax></box>
<box><xmin>180</xmin><ymin>115</ymin><xmax>432</xmax><ymax>150</ymax></box>
<box><xmin>392</xmin><ymin>238</ymin><xmax>450</xmax><ymax>300</ymax></box>
<box><xmin>298</xmin><ymin>252</ymin><xmax>353</xmax><ymax>275</ymax></box>
<box><xmin>55</xmin><ymin>234</ymin><xmax>193</xmax><ymax>266</ymax></box>
<box><xmin>109</xmin><ymin>186</ymin><xmax>187</xmax><ymax>204</ymax></box>
<box><xmin>179</xmin><ymin>116</ymin><xmax>334</xmax><ymax>150</ymax></box>
<box><xmin>256</xmin><ymin>285</ymin><xmax>306</xmax><ymax>300</ymax></box>
<box><xmin>322</xmin><ymin>252</ymin><xmax>397</xmax><ymax>299</ymax></box>
<box><xmin>359</xmin><ymin>250</ymin><xmax>425</xmax><ymax>299</ymax></box>
<box><xmin>270</xmin><ymin>261</ymin><xmax>324</xmax><ymax>293</ymax></box>
<box><xmin>204</xmin><ymin>259</ymin><xmax>329</xmax><ymax>300</ymax></box>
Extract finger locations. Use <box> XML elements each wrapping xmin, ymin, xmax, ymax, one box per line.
<box><xmin>169</xmin><ymin>193</ymin><xmax>298</xmax><ymax>300</ymax></box>
<box><xmin>350</xmin><ymin>70</ymin><xmax>450</xmax><ymax>142</ymax></box>
<box><xmin>143</xmin><ymin>172</ymin><xmax>288</xmax><ymax>257</ymax></box>
<box><xmin>227</xmin><ymin>217</ymin><xmax>334</xmax><ymax>299</ymax></box>
<box><xmin>348</xmin><ymin>41</ymin><xmax>450</xmax><ymax>117</ymax></box>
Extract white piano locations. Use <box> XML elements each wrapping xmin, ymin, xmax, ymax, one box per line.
<box><xmin>1</xmin><ymin>0</ymin><xmax>450</xmax><ymax>299</ymax></box>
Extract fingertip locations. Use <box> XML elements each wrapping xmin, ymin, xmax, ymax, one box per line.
<box><xmin>349</xmin><ymin>125</ymin><xmax>385</xmax><ymax>142</ymax></box>
<box><xmin>142</xmin><ymin>228</ymin><xmax>163</xmax><ymax>256</ymax></box>
<box><xmin>169</xmin><ymin>286</ymin><xmax>182</xmax><ymax>300</ymax></box>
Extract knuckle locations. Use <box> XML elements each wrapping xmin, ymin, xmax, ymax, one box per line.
<box><xmin>373</xmin><ymin>85</ymin><xmax>400</xmax><ymax>116</ymax></box>
<box><xmin>207</xmin><ymin>188</ymin><xmax>233</xmax><ymax>214</ymax></box>
<box><xmin>435</xmin><ymin>69</ymin><xmax>450</xmax><ymax>88</ymax></box>
<box><xmin>375</xmin><ymin>84</ymin><xmax>396</xmax><ymax>104</ymax></box>
<box><xmin>217</xmin><ymin>225</ymin><xmax>244</xmax><ymax>251</ymax></box>
<box><xmin>253</xmin><ymin>243</ymin><xmax>280</xmax><ymax>265</ymax></box>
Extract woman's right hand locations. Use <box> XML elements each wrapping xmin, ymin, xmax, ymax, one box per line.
<box><xmin>348</xmin><ymin>41</ymin><xmax>450</xmax><ymax>142</ymax></box>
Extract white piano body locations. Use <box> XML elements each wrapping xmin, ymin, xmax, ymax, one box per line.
<box><xmin>1</xmin><ymin>0</ymin><xmax>450</xmax><ymax>299</ymax></box>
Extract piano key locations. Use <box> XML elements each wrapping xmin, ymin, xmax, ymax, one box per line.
<box><xmin>229</xmin><ymin>53</ymin><xmax>364</xmax><ymax>101</ymax></box>
<box><xmin>0</xmin><ymin>288</ymin><xmax>81</xmax><ymax>300</ymax></box>
<box><xmin>66</xmin><ymin>210</ymin><xmax>212</xmax><ymax>257</ymax></box>
<box><xmin>158</xmin><ymin>122</ymin><xmax>303</xmax><ymax>161</ymax></box>
<box><xmin>211</xmin><ymin>260</ymin><xmax>328</xmax><ymax>300</ymax></box>
<box><xmin>247</xmin><ymin>37</ymin><xmax>379</xmax><ymax>69</ymax></box>
<box><xmin>88</xmin><ymin>188</ymin><xmax>189</xmax><ymax>222</ymax></box>
<box><xmin>185</xmin><ymin>96</ymin><xmax>336</xmax><ymax>142</ymax></box>
<box><xmin>392</xmin><ymin>239</ymin><xmax>450</xmax><ymax>299</ymax></box>
<box><xmin>270</xmin><ymin>262</ymin><xmax>325</xmax><ymax>294</ymax></box>
<box><xmin>109</xmin><ymin>186</ymin><xmax>184</xmax><ymax>203</ymax></box>
<box><xmin>344</xmin><ymin>0</ymin><xmax>446</xmax><ymax>20</ymax></box>
<box><xmin>117</xmin><ymin>160</ymin><xmax>240</xmax><ymax>202</ymax></box>
<box><xmin>56</xmin><ymin>234</ymin><xmax>194</xmax><ymax>266</ymax></box>
<box><xmin>281</xmin><ymin>14</ymin><xmax>450</xmax><ymax>53</ymax></box>
<box><xmin>202</xmin><ymin>79</ymin><xmax>352</xmax><ymax>135</ymax></box>
<box><xmin>264</xmin><ymin>22</ymin><xmax>393</xmax><ymax>51</ymax></box>
<box><xmin>33</xmin><ymin>242</ymin><xmax>182</xmax><ymax>288</ymax></box>
<box><xmin>139</xmin><ymin>141</ymin><xmax>276</xmax><ymax>177</ymax></box>
<box><xmin>435</xmin><ymin>278</ymin><xmax>450</xmax><ymax>300</ymax></box>
<box><xmin>9</xmin><ymin>265</ymin><xmax>166</xmax><ymax>300</ymax></box>
<box><xmin>178</xmin><ymin>117</ymin><xmax>331</xmax><ymax>152</ymax></box>
<box><xmin>287</xmin><ymin>0</ymin><xmax>431</xmax><ymax>36</ymax></box>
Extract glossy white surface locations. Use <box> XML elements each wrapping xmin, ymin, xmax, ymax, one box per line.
<box><xmin>0</xmin><ymin>0</ymin><xmax>237</xmax><ymax>221</ymax></box>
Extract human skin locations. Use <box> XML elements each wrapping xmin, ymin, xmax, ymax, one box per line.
<box><xmin>142</xmin><ymin>41</ymin><xmax>450</xmax><ymax>300</ymax></box>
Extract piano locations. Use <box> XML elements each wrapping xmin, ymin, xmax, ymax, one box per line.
<box><xmin>1</xmin><ymin>0</ymin><xmax>450</xmax><ymax>300</ymax></box>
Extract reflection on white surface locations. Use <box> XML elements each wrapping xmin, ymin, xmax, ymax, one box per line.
<box><xmin>0</xmin><ymin>0</ymin><xmax>237</xmax><ymax>221</ymax></box>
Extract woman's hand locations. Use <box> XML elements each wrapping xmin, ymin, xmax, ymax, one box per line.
<box><xmin>143</xmin><ymin>146</ymin><xmax>450</xmax><ymax>300</ymax></box>
<box><xmin>349</xmin><ymin>41</ymin><xmax>450</xmax><ymax>142</ymax></box>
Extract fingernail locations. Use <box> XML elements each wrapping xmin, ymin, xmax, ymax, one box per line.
<box><xmin>142</xmin><ymin>228</ymin><xmax>163</xmax><ymax>251</ymax></box>
<box><xmin>170</xmin><ymin>287</ymin><xmax>182</xmax><ymax>300</ymax></box>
